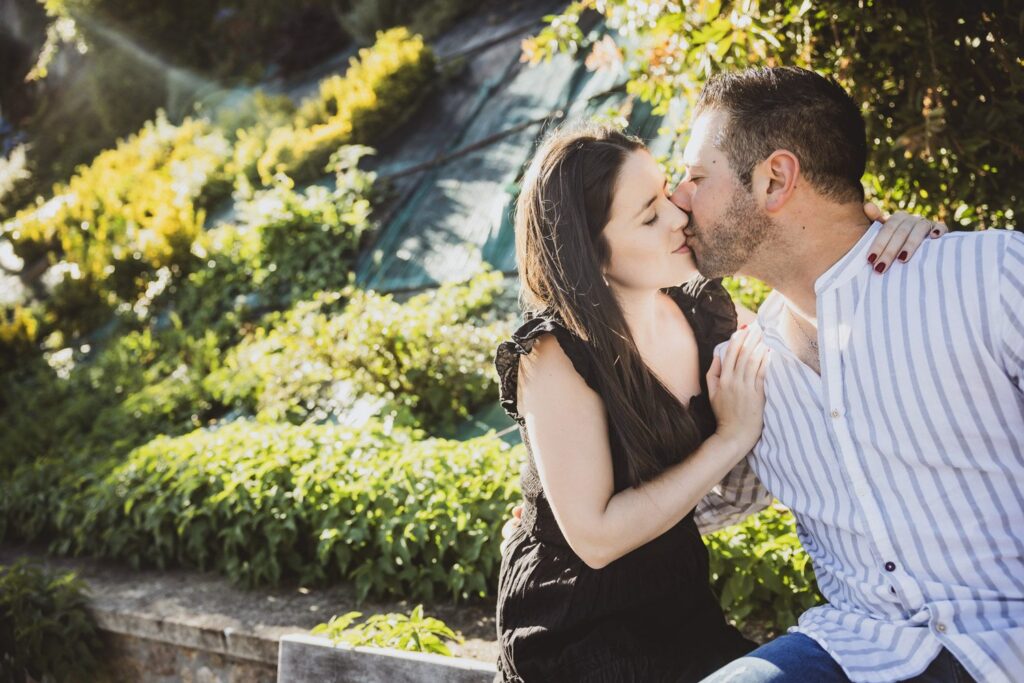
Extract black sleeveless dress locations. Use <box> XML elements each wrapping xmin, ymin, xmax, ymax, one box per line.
<box><xmin>492</xmin><ymin>278</ymin><xmax>755</xmax><ymax>683</ymax></box>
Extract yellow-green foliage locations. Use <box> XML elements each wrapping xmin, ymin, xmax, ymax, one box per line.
<box><xmin>313</xmin><ymin>605</ymin><xmax>462</xmax><ymax>656</ymax></box>
<box><xmin>257</xmin><ymin>27</ymin><xmax>436</xmax><ymax>184</ymax></box>
<box><xmin>0</xmin><ymin>305</ymin><xmax>43</xmax><ymax>372</ymax></box>
<box><xmin>4</xmin><ymin>112</ymin><xmax>232</xmax><ymax>299</ymax></box>
<box><xmin>723</xmin><ymin>276</ymin><xmax>773</xmax><ymax>313</ymax></box>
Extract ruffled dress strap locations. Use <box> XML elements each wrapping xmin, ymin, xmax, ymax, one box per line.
<box><xmin>667</xmin><ymin>277</ymin><xmax>739</xmax><ymax>354</ymax></box>
<box><xmin>494</xmin><ymin>312</ymin><xmax>599</xmax><ymax>427</ymax></box>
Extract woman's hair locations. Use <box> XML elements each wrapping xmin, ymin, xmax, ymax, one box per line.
<box><xmin>515</xmin><ymin>122</ymin><xmax>704</xmax><ymax>487</ymax></box>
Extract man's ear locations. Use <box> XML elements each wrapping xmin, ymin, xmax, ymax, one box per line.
<box><xmin>755</xmin><ymin>150</ymin><xmax>799</xmax><ymax>214</ymax></box>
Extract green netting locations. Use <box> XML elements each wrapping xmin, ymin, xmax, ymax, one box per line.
<box><xmin>355</xmin><ymin>23</ymin><xmax>682</xmax><ymax>294</ymax></box>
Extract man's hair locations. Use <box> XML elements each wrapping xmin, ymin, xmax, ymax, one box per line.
<box><xmin>695</xmin><ymin>66</ymin><xmax>867</xmax><ymax>204</ymax></box>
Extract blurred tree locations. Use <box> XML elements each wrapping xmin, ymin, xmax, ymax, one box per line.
<box><xmin>526</xmin><ymin>0</ymin><xmax>1023</xmax><ymax>229</ymax></box>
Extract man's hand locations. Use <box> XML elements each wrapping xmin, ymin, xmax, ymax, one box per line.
<box><xmin>499</xmin><ymin>505</ymin><xmax>523</xmax><ymax>556</ymax></box>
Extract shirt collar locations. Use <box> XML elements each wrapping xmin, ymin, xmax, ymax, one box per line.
<box><xmin>756</xmin><ymin>220</ymin><xmax>883</xmax><ymax>339</ymax></box>
<box><xmin>814</xmin><ymin>220</ymin><xmax>884</xmax><ymax>295</ymax></box>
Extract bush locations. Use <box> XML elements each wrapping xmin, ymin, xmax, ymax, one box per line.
<box><xmin>240</xmin><ymin>146</ymin><xmax>376</xmax><ymax>302</ymax></box>
<box><xmin>67</xmin><ymin>419</ymin><xmax>523</xmax><ymax>601</ymax></box>
<box><xmin>706</xmin><ymin>504</ymin><xmax>823</xmax><ymax>636</ymax></box>
<box><xmin>0</xmin><ymin>325</ymin><xmax>222</xmax><ymax>544</ymax></box>
<box><xmin>257</xmin><ymin>27</ymin><xmax>436</xmax><ymax>184</ymax></box>
<box><xmin>40</xmin><ymin>0</ymin><xmax>344</xmax><ymax>78</ymax></box>
<box><xmin>312</xmin><ymin>605</ymin><xmax>462</xmax><ymax>656</ymax></box>
<box><xmin>165</xmin><ymin>221</ymin><xmax>266</xmax><ymax>343</ymax></box>
<box><xmin>216</xmin><ymin>91</ymin><xmax>297</xmax><ymax>186</ymax></box>
<box><xmin>334</xmin><ymin>271</ymin><xmax>508</xmax><ymax>432</ymax></box>
<box><xmin>204</xmin><ymin>270</ymin><xmax>508</xmax><ymax>430</ymax></box>
<box><xmin>0</xmin><ymin>559</ymin><xmax>103</xmax><ymax>683</ymax></box>
<box><xmin>165</xmin><ymin>145</ymin><xmax>375</xmax><ymax>344</ymax></box>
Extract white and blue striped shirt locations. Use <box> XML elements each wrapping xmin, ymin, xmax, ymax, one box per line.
<box><xmin>697</xmin><ymin>222</ymin><xmax>1024</xmax><ymax>683</ymax></box>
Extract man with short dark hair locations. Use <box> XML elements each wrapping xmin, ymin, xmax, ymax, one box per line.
<box><xmin>676</xmin><ymin>67</ymin><xmax>1024</xmax><ymax>683</ymax></box>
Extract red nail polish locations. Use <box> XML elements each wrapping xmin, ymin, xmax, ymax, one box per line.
<box><xmin>931</xmin><ymin>229</ymin><xmax>940</xmax><ymax>237</ymax></box>
<box><xmin>740</xmin><ymin>324</ymin><xmax>748</xmax><ymax>330</ymax></box>
<box><xmin>868</xmin><ymin>253</ymin><xmax>877</xmax><ymax>264</ymax></box>
<box><xmin>898</xmin><ymin>250</ymin><xmax>908</xmax><ymax>261</ymax></box>
<box><xmin>875</xmin><ymin>262</ymin><xmax>885</xmax><ymax>273</ymax></box>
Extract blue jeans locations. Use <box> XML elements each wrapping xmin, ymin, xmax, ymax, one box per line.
<box><xmin>699</xmin><ymin>633</ymin><xmax>976</xmax><ymax>683</ymax></box>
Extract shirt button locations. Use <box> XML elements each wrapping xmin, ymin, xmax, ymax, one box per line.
<box><xmin>831</xmin><ymin>409</ymin><xmax>841</xmax><ymax>418</ymax></box>
<box><xmin>936</xmin><ymin>622</ymin><xmax>947</xmax><ymax>633</ymax></box>
<box><xmin>884</xmin><ymin>561</ymin><xmax>896</xmax><ymax>572</ymax></box>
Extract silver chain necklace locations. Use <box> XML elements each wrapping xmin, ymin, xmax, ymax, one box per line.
<box><xmin>786</xmin><ymin>305</ymin><xmax>819</xmax><ymax>352</ymax></box>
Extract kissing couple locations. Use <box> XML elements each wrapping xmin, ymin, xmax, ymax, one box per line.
<box><xmin>493</xmin><ymin>66</ymin><xmax>1023</xmax><ymax>683</ymax></box>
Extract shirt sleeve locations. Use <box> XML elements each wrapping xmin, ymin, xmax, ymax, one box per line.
<box><xmin>999</xmin><ymin>230</ymin><xmax>1024</xmax><ymax>393</ymax></box>
<box><xmin>694</xmin><ymin>455</ymin><xmax>772</xmax><ymax>534</ymax></box>
<box><xmin>695</xmin><ymin>337</ymin><xmax>773</xmax><ymax>534</ymax></box>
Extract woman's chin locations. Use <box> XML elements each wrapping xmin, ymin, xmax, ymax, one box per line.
<box><xmin>673</xmin><ymin>255</ymin><xmax>699</xmax><ymax>281</ymax></box>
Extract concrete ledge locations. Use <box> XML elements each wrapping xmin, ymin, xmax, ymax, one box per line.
<box><xmin>278</xmin><ymin>634</ymin><xmax>497</xmax><ymax>683</ymax></box>
<box><xmin>91</xmin><ymin>603</ymin><xmax>291</xmax><ymax>665</ymax></box>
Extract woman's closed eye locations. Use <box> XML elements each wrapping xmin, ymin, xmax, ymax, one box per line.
<box><xmin>643</xmin><ymin>212</ymin><xmax>658</xmax><ymax>226</ymax></box>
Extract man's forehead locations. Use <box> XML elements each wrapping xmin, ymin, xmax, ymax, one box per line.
<box><xmin>682</xmin><ymin>110</ymin><xmax>726</xmax><ymax>164</ymax></box>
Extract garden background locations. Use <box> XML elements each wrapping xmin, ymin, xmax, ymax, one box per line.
<box><xmin>0</xmin><ymin>0</ymin><xmax>1020</xmax><ymax>680</ymax></box>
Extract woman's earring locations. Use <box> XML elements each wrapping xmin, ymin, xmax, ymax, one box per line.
<box><xmin>602</xmin><ymin>272</ymin><xmax>610</xmax><ymax>286</ymax></box>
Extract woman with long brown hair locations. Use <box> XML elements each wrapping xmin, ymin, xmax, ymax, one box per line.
<box><xmin>493</xmin><ymin>123</ymin><xmax>938</xmax><ymax>682</ymax></box>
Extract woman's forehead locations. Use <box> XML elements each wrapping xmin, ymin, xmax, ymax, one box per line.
<box><xmin>611</xmin><ymin>151</ymin><xmax>662</xmax><ymax>215</ymax></box>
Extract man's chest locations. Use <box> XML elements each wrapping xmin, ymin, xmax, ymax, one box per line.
<box><xmin>751</xmin><ymin>286</ymin><xmax>1016</xmax><ymax>513</ymax></box>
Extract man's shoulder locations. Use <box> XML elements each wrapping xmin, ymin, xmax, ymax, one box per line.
<box><xmin>936</xmin><ymin>226</ymin><xmax>1021</xmax><ymax>249</ymax></box>
<box><xmin>906</xmin><ymin>227</ymin><xmax>1020</xmax><ymax>276</ymax></box>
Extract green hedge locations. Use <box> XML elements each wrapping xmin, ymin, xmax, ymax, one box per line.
<box><xmin>65</xmin><ymin>420</ymin><xmax>523</xmax><ymax>601</ymax></box>
<box><xmin>0</xmin><ymin>559</ymin><xmax>103</xmax><ymax>683</ymax></box>
<box><xmin>706</xmin><ymin>504</ymin><xmax>823</xmax><ymax>636</ymax></box>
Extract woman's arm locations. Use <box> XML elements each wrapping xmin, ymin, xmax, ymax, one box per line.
<box><xmin>518</xmin><ymin>326</ymin><xmax>767</xmax><ymax>569</ymax></box>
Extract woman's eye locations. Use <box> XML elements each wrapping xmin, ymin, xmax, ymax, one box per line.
<box><xmin>643</xmin><ymin>213</ymin><xmax>658</xmax><ymax>226</ymax></box>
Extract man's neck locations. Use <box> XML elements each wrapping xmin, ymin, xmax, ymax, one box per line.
<box><xmin>743</xmin><ymin>206</ymin><xmax>871</xmax><ymax>320</ymax></box>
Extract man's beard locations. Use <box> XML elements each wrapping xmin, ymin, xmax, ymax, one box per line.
<box><xmin>688</xmin><ymin>190</ymin><xmax>775</xmax><ymax>279</ymax></box>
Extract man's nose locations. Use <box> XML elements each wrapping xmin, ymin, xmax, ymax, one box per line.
<box><xmin>670</xmin><ymin>182</ymin><xmax>691</xmax><ymax>211</ymax></box>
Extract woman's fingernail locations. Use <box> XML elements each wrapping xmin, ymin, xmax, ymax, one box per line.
<box><xmin>931</xmin><ymin>229</ymin><xmax>940</xmax><ymax>237</ymax></box>
<box><xmin>875</xmin><ymin>262</ymin><xmax>886</xmax><ymax>273</ymax></box>
<box><xmin>868</xmin><ymin>253</ymin><xmax>877</xmax><ymax>264</ymax></box>
<box><xmin>740</xmin><ymin>324</ymin><xmax>748</xmax><ymax>330</ymax></box>
<box><xmin>898</xmin><ymin>250</ymin><xmax>908</xmax><ymax>261</ymax></box>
